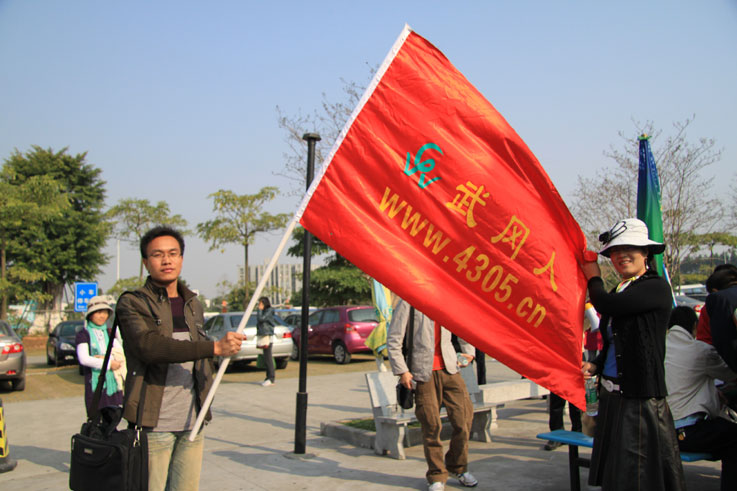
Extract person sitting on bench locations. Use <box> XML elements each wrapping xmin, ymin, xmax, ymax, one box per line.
<box><xmin>665</xmin><ymin>305</ymin><xmax>737</xmax><ymax>491</ymax></box>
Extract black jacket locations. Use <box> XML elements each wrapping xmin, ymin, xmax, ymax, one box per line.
<box><xmin>707</xmin><ymin>284</ymin><xmax>737</xmax><ymax>373</ymax></box>
<box><xmin>590</xmin><ymin>271</ymin><xmax>673</xmax><ymax>398</ymax></box>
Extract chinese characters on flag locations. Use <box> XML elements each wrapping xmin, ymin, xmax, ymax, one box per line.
<box><xmin>297</xmin><ymin>26</ymin><xmax>588</xmax><ymax>408</ymax></box>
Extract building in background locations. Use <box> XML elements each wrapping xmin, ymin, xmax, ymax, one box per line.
<box><xmin>248</xmin><ymin>262</ymin><xmax>317</xmax><ymax>306</ymax></box>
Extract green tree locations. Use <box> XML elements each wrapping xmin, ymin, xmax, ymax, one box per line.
<box><xmin>3</xmin><ymin>146</ymin><xmax>110</xmax><ymax>330</ymax></box>
<box><xmin>0</xmin><ymin>174</ymin><xmax>69</xmax><ymax>319</ymax></box>
<box><xmin>107</xmin><ymin>198</ymin><xmax>188</xmax><ymax>280</ymax></box>
<box><xmin>197</xmin><ymin>187</ymin><xmax>289</xmax><ymax>307</ymax></box>
<box><xmin>287</xmin><ymin>227</ymin><xmax>371</xmax><ymax>306</ymax></box>
<box><xmin>106</xmin><ymin>276</ymin><xmax>146</xmax><ymax>299</ymax></box>
<box><xmin>687</xmin><ymin>232</ymin><xmax>737</xmax><ymax>270</ymax></box>
<box><xmin>571</xmin><ymin>117</ymin><xmax>725</xmax><ymax>287</ymax></box>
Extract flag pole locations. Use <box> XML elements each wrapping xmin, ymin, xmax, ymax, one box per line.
<box><xmin>188</xmin><ymin>213</ymin><xmax>300</xmax><ymax>441</ymax></box>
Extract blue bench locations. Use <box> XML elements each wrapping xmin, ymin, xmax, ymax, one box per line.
<box><xmin>536</xmin><ymin>430</ymin><xmax>715</xmax><ymax>491</ymax></box>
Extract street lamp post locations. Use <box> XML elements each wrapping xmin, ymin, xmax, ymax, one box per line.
<box><xmin>294</xmin><ymin>132</ymin><xmax>320</xmax><ymax>454</ymax></box>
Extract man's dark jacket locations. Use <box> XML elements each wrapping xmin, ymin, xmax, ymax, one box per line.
<box><xmin>116</xmin><ymin>277</ymin><xmax>215</xmax><ymax>427</ymax></box>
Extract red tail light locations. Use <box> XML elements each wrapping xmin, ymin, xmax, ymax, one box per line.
<box><xmin>344</xmin><ymin>323</ymin><xmax>356</xmax><ymax>333</ymax></box>
<box><xmin>1</xmin><ymin>343</ymin><xmax>23</xmax><ymax>355</ymax></box>
<box><xmin>282</xmin><ymin>332</ymin><xmax>292</xmax><ymax>339</ymax></box>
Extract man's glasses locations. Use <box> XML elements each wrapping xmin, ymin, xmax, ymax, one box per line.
<box><xmin>148</xmin><ymin>250</ymin><xmax>181</xmax><ymax>260</ymax></box>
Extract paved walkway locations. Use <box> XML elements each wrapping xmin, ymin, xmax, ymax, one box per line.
<box><xmin>0</xmin><ymin>359</ymin><xmax>721</xmax><ymax>490</ymax></box>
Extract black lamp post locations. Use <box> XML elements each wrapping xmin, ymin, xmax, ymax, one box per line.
<box><xmin>294</xmin><ymin>132</ymin><xmax>320</xmax><ymax>454</ymax></box>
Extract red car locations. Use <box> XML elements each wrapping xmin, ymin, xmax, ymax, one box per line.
<box><xmin>292</xmin><ymin>306</ymin><xmax>378</xmax><ymax>364</ymax></box>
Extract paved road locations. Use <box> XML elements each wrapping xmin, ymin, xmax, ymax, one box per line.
<box><xmin>0</xmin><ymin>358</ymin><xmax>722</xmax><ymax>490</ymax></box>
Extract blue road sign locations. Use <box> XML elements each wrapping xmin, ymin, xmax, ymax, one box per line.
<box><xmin>74</xmin><ymin>282</ymin><xmax>98</xmax><ymax>313</ymax></box>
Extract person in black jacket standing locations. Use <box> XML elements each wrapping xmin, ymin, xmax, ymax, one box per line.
<box><xmin>581</xmin><ymin>218</ymin><xmax>685</xmax><ymax>490</ymax></box>
<box><xmin>256</xmin><ymin>296</ymin><xmax>278</xmax><ymax>386</ymax></box>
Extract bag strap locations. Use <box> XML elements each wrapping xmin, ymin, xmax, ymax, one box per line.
<box><xmin>403</xmin><ymin>307</ymin><xmax>415</xmax><ymax>372</ymax></box>
<box><xmin>88</xmin><ymin>291</ymin><xmax>151</xmax><ymax>427</ymax></box>
<box><xmin>88</xmin><ymin>312</ymin><xmax>120</xmax><ymax>417</ymax></box>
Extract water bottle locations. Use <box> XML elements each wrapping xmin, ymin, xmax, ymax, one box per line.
<box><xmin>585</xmin><ymin>376</ymin><xmax>599</xmax><ymax>416</ymax></box>
<box><xmin>457</xmin><ymin>353</ymin><xmax>470</xmax><ymax>367</ymax></box>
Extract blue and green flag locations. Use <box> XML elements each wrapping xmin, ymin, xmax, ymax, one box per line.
<box><xmin>636</xmin><ymin>135</ymin><xmax>665</xmax><ymax>276</ymax></box>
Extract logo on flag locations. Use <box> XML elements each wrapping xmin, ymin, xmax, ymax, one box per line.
<box><xmin>297</xmin><ymin>26</ymin><xmax>588</xmax><ymax>407</ymax></box>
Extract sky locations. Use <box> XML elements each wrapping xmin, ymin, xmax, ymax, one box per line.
<box><xmin>1</xmin><ymin>0</ymin><xmax>736</xmax><ymax>299</ymax></box>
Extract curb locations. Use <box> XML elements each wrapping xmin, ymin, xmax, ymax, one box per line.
<box><xmin>319</xmin><ymin>421</ymin><xmax>375</xmax><ymax>450</ymax></box>
<box><xmin>319</xmin><ymin>420</ymin><xmax>454</xmax><ymax>450</ymax></box>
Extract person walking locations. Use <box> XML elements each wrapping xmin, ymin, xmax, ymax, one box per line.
<box><xmin>256</xmin><ymin>296</ymin><xmax>278</xmax><ymax>386</ymax></box>
<box><xmin>116</xmin><ymin>225</ymin><xmax>243</xmax><ymax>491</ymax></box>
<box><xmin>581</xmin><ymin>218</ymin><xmax>685</xmax><ymax>490</ymax></box>
<box><xmin>75</xmin><ymin>295</ymin><xmax>123</xmax><ymax>417</ymax></box>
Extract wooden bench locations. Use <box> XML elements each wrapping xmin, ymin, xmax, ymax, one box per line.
<box><xmin>365</xmin><ymin>365</ymin><xmax>498</xmax><ymax>459</ymax></box>
<box><xmin>536</xmin><ymin>429</ymin><xmax>716</xmax><ymax>491</ymax></box>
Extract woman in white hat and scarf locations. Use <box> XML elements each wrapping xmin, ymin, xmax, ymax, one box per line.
<box><xmin>75</xmin><ymin>295</ymin><xmax>124</xmax><ymax>416</ymax></box>
<box><xmin>581</xmin><ymin>218</ymin><xmax>685</xmax><ymax>490</ymax></box>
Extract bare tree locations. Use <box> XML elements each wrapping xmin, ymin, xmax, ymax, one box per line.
<box><xmin>276</xmin><ymin>68</ymin><xmax>374</xmax><ymax>194</ymax></box>
<box><xmin>571</xmin><ymin>116</ymin><xmax>724</xmax><ymax>286</ymax></box>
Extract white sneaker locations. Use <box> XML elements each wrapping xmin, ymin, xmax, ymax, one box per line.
<box><xmin>428</xmin><ymin>482</ymin><xmax>445</xmax><ymax>491</ymax></box>
<box><xmin>261</xmin><ymin>380</ymin><xmax>274</xmax><ymax>387</ymax></box>
<box><xmin>452</xmin><ymin>471</ymin><xmax>478</xmax><ymax>487</ymax></box>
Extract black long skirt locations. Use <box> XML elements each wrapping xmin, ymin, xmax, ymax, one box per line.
<box><xmin>589</xmin><ymin>387</ymin><xmax>686</xmax><ymax>490</ymax></box>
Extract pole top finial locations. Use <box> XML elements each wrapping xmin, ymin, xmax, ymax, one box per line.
<box><xmin>303</xmin><ymin>133</ymin><xmax>321</xmax><ymax>142</ymax></box>
<box><xmin>638</xmin><ymin>133</ymin><xmax>650</xmax><ymax>141</ymax></box>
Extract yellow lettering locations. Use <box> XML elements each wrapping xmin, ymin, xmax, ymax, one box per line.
<box><xmin>378</xmin><ymin>187</ymin><xmax>407</xmax><ymax>218</ymax></box>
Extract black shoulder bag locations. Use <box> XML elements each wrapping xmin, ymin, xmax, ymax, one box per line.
<box><xmin>396</xmin><ymin>307</ymin><xmax>415</xmax><ymax>410</ymax></box>
<box><xmin>70</xmin><ymin>293</ymin><xmax>149</xmax><ymax>491</ymax></box>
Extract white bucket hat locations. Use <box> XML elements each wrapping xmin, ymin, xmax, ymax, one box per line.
<box><xmin>86</xmin><ymin>295</ymin><xmax>113</xmax><ymax>317</ymax></box>
<box><xmin>598</xmin><ymin>218</ymin><xmax>665</xmax><ymax>257</ymax></box>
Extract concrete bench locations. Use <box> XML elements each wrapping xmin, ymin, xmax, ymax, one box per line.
<box><xmin>536</xmin><ymin>429</ymin><xmax>716</xmax><ymax>491</ymax></box>
<box><xmin>365</xmin><ymin>365</ymin><xmax>497</xmax><ymax>459</ymax></box>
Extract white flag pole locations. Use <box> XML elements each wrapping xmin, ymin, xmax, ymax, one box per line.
<box><xmin>188</xmin><ymin>214</ymin><xmax>300</xmax><ymax>440</ymax></box>
<box><xmin>189</xmin><ymin>24</ymin><xmax>416</xmax><ymax>440</ymax></box>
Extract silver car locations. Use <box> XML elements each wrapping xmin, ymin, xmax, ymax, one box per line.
<box><xmin>203</xmin><ymin>312</ymin><xmax>291</xmax><ymax>369</ymax></box>
<box><xmin>0</xmin><ymin>320</ymin><xmax>26</xmax><ymax>391</ymax></box>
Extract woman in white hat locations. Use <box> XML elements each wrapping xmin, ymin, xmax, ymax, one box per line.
<box><xmin>75</xmin><ymin>295</ymin><xmax>124</xmax><ymax>416</ymax></box>
<box><xmin>581</xmin><ymin>218</ymin><xmax>685</xmax><ymax>490</ymax></box>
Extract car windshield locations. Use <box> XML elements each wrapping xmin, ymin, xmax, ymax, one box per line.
<box><xmin>348</xmin><ymin>308</ymin><xmax>378</xmax><ymax>323</ymax></box>
<box><xmin>61</xmin><ymin>323</ymin><xmax>81</xmax><ymax>336</ymax></box>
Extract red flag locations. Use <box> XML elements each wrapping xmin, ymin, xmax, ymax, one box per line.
<box><xmin>298</xmin><ymin>26</ymin><xmax>588</xmax><ymax>408</ymax></box>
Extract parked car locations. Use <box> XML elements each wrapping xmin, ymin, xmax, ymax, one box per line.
<box><xmin>47</xmin><ymin>319</ymin><xmax>85</xmax><ymax>367</ymax></box>
<box><xmin>291</xmin><ymin>306</ymin><xmax>379</xmax><ymax>364</ymax></box>
<box><xmin>0</xmin><ymin>320</ymin><xmax>26</xmax><ymax>391</ymax></box>
<box><xmin>276</xmin><ymin>308</ymin><xmax>317</xmax><ymax>329</ymax></box>
<box><xmin>203</xmin><ymin>312</ymin><xmax>292</xmax><ymax>369</ymax></box>
<box><xmin>675</xmin><ymin>295</ymin><xmax>705</xmax><ymax>316</ymax></box>
<box><xmin>675</xmin><ymin>284</ymin><xmax>708</xmax><ymax>302</ymax></box>
<box><xmin>274</xmin><ymin>308</ymin><xmax>319</xmax><ymax>360</ymax></box>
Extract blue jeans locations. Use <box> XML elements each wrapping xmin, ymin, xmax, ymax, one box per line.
<box><xmin>147</xmin><ymin>429</ymin><xmax>204</xmax><ymax>491</ymax></box>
